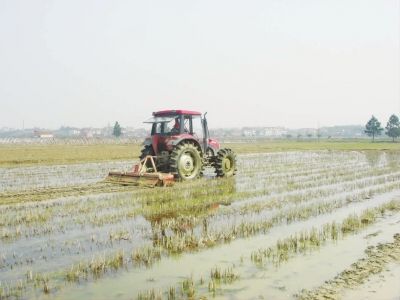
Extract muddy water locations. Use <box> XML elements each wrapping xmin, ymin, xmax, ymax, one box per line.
<box><xmin>2</xmin><ymin>151</ymin><xmax>400</xmax><ymax>299</ymax></box>
<box><xmin>207</xmin><ymin>175</ymin><xmax>400</xmax><ymax>232</ymax></box>
<box><xmin>215</xmin><ymin>214</ymin><xmax>400</xmax><ymax>300</ymax></box>
<box><xmin>0</xmin><ymin>215</ymin><xmax>153</xmax><ymax>283</ymax></box>
<box><xmin>48</xmin><ymin>194</ymin><xmax>400</xmax><ymax>300</ymax></box>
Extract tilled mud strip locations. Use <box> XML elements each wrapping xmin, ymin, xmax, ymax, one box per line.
<box><xmin>297</xmin><ymin>233</ymin><xmax>400</xmax><ymax>299</ymax></box>
<box><xmin>0</xmin><ymin>183</ymin><xmax>137</xmax><ymax>205</ymax></box>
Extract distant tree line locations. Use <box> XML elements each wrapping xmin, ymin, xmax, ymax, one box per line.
<box><xmin>112</xmin><ymin>117</ymin><xmax>400</xmax><ymax>141</ymax></box>
<box><xmin>365</xmin><ymin>114</ymin><xmax>400</xmax><ymax>142</ymax></box>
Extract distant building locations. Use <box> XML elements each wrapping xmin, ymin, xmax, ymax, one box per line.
<box><xmin>33</xmin><ymin>130</ymin><xmax>54</xmax><ymax>138</ymax></box>
<box><xmin>242</xmin><ymin>127</ymin><xmax>288</xmax><ymax>137</ymax></box>
<box><xmin>80</xmin><ymin>128</ymin><xmax>93</xmax><ymax>138</ymax></box>
<box><xmin>242</xmin><ymin>128</ymin><xmax>257</xmax><ymax>137</ymax></box>
<box><xmin>260</xmin><ymin>127</ymin><xmax>288</xmax><ymax>137</ymax></box>
<box><xmin>294</xmin><ymin>128</ymin><xmax>317</xmax><ymax>137</ymax></box>
<box><xmin>55</xmin><ymin>127</ymin><xmax>80</xmax><ymax>137</ymax></box>
<box><xmin>67</xmin><ymin>128</ymin><xmax>80</xmax><ymax>136</ymax></box>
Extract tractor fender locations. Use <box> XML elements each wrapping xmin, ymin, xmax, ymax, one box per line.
<box><xmin>208</xmin><ymin>138</ymin><xmax>220</xmax><ymax>151</ymax></box>
<box><xmin>207</xmin><ymin>139</ymin><xmax>220</xmax><ymax>157</ymax></box>
<box><xmin>206</xmin><ymin>147</ymin><xmax>216</xmax><ymax>156</ymax></box>
<box><xmin>169</xmin><ymin>137</ymin><xmax>202</xmax><ymax>154</ymax></box>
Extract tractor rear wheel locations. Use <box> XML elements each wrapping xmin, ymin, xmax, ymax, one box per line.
<box><xmin>214</xmin><ymin>148</ymin><xmax>237</xmax><ymax>177</ymax></box>
<box><xmin>139</xmin><ymin>145</ymin><xmax>154</xmax><ymax>160</ymax></box>
<box><xmin>169</xmin><ymin>143</ymin><xmax>203</xmax><ymax>180</ymax></box>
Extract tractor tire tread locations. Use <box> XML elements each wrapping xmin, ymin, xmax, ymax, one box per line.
<box><xmin>169</xmin><ymin>142</ymin><xmax>203</xmax><ymax>180</ymax></box>
<box><xmin>139</xmin><ymin>145</ymin><xmax>154</xmax><ymax>160</ymax></box>
<box><xmin>214</xmin><ymin>148</ymin><xmax>237</xmax><ymax>177</ymax></box>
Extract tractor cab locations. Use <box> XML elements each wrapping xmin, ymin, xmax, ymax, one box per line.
<box><xmin>143</xmin><ymin>110</ymin><xmax>219</xmax><ymax>156</ymax></box>
<box><xmin>145</xmin><ymin>111</ymin><xmax>200</xmax><ymax>136</ymax></box>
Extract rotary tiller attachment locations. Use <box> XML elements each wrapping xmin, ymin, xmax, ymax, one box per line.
<box><xmin>106</xmin><ymin>155</ymin><xmax>174</xmax><ymax>187</ymax></box>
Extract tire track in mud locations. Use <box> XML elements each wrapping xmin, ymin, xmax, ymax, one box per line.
<box><xmin>341</xmin><ymin>263</ymin><xmax>400</xmax><ymax>300</ymax></box>
<box><xmin>297</xmin><ymin>233</ymin><xmax>400</xmax><ymax>300</ymax></box>
<box><xmin>0</xmin><ymin>182</ymin><xmax>138</xmax><ymax>205</ymax></box>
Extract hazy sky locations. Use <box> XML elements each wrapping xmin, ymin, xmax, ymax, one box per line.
<box><xmin>0</xmin><ymin>0</ymin><xmax>399</xmax><ymax>129</ymax></box>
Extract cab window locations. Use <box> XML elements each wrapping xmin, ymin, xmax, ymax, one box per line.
<box><xmin>192</xmin><ymin>115</ymin><xmax>204</xmax><ymax>140</ymax></box>
<box><xmin>183</xmin><ymin>116</ymin><xmax>191</xmax><ymax>133</ymax></box>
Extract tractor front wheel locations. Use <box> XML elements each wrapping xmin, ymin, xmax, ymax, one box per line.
<box><xmin>139</xmin><ymin>145</ymin><xmax>154</xmax><ymax>160</ymax></box>
<box><xmin>169</xmin><ymin>143</ymin><xmax>203</xmax><ymax>180</ymax></box>
<box><xmin>214</xmin><ymin>148</ymin><xmax>237</xmax><ymax>177</ymax></box>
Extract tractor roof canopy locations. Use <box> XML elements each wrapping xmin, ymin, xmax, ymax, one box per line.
<box><xmin>153</xmin><ymin>110</ymin><xmax>201</xmax><ymax>116</ymax></box>
<box><xmin>144</xmin><ymin>116</ymin><xmax>175</xmax><ymax>124</ymax></box>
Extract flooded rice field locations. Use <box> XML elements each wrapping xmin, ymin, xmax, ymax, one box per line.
<box><xmin>0</xmin><ymin>150</ymin><xmax>400</xmax><ymax>299</ymax></box>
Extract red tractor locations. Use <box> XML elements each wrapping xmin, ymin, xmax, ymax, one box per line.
<box><xmin>140</xmin><ymin>110</ymin><xmax>237</xmax><ymax>180</ymax></box>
